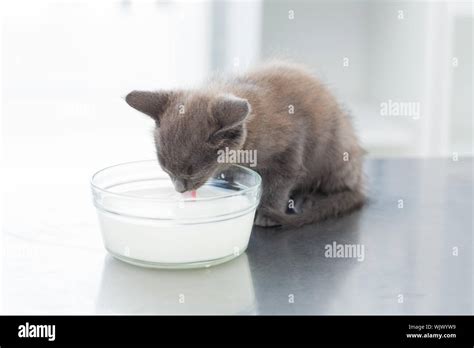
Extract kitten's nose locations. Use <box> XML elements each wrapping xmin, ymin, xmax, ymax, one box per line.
<box><xmin>172</xmin><ymin>178</ymin><xmax>188</xmax><ymax>193</ymax></box>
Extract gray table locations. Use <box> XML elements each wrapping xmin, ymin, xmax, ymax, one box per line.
<box><xmin>93</xmin><ymin>158</ymin><xmax>473</xmax><ymax>315</ymax></box>
<box><xmin>4</xmin><ymin>158</ymin><xmax>471</xmax><ymax>314</ymax></box>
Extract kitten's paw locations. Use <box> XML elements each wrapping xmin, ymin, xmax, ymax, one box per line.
<box><xmin>254</xmin><ymin>211</ymin><xmax>281</xmax><ymax>227</ymax></box>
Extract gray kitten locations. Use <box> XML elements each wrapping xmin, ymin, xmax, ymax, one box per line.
<box><xmin>125</xmin><ymin>61</ymin><xmax>365</xmax><ymax>227</ymax></box>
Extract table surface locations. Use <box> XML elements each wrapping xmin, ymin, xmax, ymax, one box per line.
<box><xmin>2</xmin><ymin>158</ymin><xmax>472</xmax><ymax>315</ymax></box>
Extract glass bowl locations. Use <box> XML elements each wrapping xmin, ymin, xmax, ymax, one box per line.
<box><xmin>91</xmin><ymin>160</ymin><xmax>262</xmax><ymax>269</ymax></box>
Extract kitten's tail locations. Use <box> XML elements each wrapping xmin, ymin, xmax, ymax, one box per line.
<box><xmin>263</xmin><ymin>189</ymin><xmax>366</xmax><ymax>228</ymax></box>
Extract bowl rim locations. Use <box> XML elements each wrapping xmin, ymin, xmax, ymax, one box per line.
<box><xmin>90</xmin><ymin>159</ymin><xmax>262</xmax><ymax>203</ymax></box>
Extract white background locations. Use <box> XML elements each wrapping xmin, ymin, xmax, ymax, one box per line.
<box><xmin>0</xmin><ymin>0</ymin><xmax>472</xmax><ymax>314</ymax></box>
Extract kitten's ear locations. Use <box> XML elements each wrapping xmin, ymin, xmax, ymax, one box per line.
<box><xmin>211</xmin><ymin>95</ymin><xmax>251</xmax><ymax>132</ymax></box>
<box><xmin>125</xmin><ymin>90</ymin><xmax>170</xmax><ymax>125</ymax></box>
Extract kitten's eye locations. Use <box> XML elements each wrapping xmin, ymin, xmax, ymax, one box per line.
<box><xmin>208</xmin><ymin>127</ymin><xmax>243</xmax><ymax>146</ymax></box>
<box><xmin>186</xmin><ymin>165</ymin><xmax>194</xmax><ymax>175</ymax></box>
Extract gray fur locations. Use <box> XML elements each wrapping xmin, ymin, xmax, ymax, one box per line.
<box><xmin>125</xmin><ymin>61</ymin><xmax>366</xmax><ymax>227</ymax></box>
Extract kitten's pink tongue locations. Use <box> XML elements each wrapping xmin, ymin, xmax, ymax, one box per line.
<box><xmin>182</xmin><ymin>190</ymin><xmax>197</xmax><ymax>199</ymax></box>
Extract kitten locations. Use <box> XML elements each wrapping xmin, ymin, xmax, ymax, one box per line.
<box><xmin>125</xmin><ymin>61</ymin><xmax>365</xmax><ymax>227</ymax></box>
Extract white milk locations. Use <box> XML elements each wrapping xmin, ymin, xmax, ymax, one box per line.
<box><xmin>97</xmin><ymin>186</ymin><xmax>257</xmax><ymax>266</ymax></box>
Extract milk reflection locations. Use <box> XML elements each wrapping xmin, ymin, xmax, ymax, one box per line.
<box><xmin>96</xmin><ymin>253</ymin><xmax>256</xmax><ymax>314</ymax></box>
